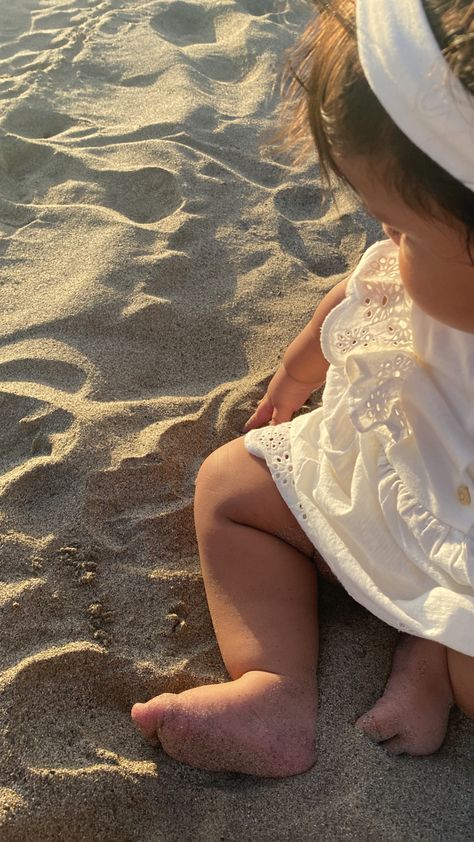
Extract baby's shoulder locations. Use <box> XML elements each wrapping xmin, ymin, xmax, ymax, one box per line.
<box><xmin>320</xmin><ymin>239</ymin><xmax>412</xmax><ymax>364</ymax></box>
<box><xmin>344</xmin><ymin>239</ymin><xmax>409</xmax><ymax>327</ymax></box>
<box><xmin>346</xmin><ymin>239</ymin><xmax>402</xmax><ymax>300</ymax></box>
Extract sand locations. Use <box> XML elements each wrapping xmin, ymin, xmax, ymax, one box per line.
<box><xmin>0</xmin><ymin>0</ymin><xmax>472</xmax><ymax>839</ymax></box>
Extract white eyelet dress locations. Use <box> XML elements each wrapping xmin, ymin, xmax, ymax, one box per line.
<box><xmin>245</xmin><ymin>239</ymin><xmax>474</xmax><ymax>656</ymax></box>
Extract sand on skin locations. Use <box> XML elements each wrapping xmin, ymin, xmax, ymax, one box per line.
<box><xmin>0</xmin><ymin>0</ymin><xmax>472</xmax><ymax>839</ymax></box>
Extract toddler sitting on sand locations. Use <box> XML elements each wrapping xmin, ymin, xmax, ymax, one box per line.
<box><xmin>132</xmin><ymin>0</ymin><xmax>474</xmax><ymax>776</ymax></box>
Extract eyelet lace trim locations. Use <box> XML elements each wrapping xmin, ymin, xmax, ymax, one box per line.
<box><xmin>346</xmin><ymin>351</ymin><xmax>415</xmax><ymax>439</ymax></box>
<box><xmin>324</xmin><ymin>243</ymin><xmax>413</xmax><ymax>361</ymax></box>
<box><xmin>246</xmin><ymin>424</ymin><xmax>309</xmax><ymax>521</ymax></box>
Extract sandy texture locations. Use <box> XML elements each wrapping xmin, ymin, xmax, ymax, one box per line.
<box><xmin>0</xmin><ymin>0</ymin><xmax>472</xmax><ymax>839</ymax></box>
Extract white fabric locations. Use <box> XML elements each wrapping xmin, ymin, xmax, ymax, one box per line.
<box><xmin>245</xmin><ymin>240</ymin><xmax>474</xmax><ymax>655</ymax></box>
<box><xmin>356</xmin><ymin>0</ymin><xmax>474</xmax><ymax>190</ymax></box>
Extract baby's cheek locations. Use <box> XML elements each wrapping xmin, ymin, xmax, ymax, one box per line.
<box><xmin>397</xmin><ymin>244</ymin><xmax>430</xmax><ymax>309</ymax></box>
<box><xmin>398</xmin><ymin>243</ymin><xmax>457</xmax><ymax>327</ymax></box>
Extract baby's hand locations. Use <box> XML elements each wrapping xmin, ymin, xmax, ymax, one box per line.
<box><xmin>242</xmin><ymin>365</ymin><xmax>321</xmax><ymax>432</ymax></box>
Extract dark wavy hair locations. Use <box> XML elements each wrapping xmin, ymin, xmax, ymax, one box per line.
<box><xmin>276</xmin><ymin>0</ymin><xmax>474</xmax><ymax>249</ymax></box>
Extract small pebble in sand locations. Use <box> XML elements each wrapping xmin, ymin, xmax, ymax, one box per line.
<box><xmin>88</xmin><ymin>602</ymin><xmax>102</xmax><ymax>617</ymax></box>
<box><xmin>93</xmin><ymin>629</ymin><xmax>110</xmax><ymax>645</ymax></box>
<box><xmin>163</xmin><ymin>612</ymin><xmax>187</xmax><ymax>634</ymax></box>
<box><xmin>170</xmin><ymin>600</ymin><xmax>188</xmax><ymax>618</ymax></box>
<box><xmin>59</xmin><ymin>546</ymin><xmax>78</xmax><ymax>556</ymax></box>
<box><xmin>31</xmin><ymin>558</ymin><xmax>43</xmax><ymax>573</ymax></box>
<box><xmin>79</xmin><ymin>571</ymin><xmax>96</xmax><ymax>584</ymax></box>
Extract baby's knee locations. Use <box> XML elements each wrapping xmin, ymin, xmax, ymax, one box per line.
<box><xmin>195</xmin><ymin>437</ymin><xmax>260</xmax><ymax>524</ymax></box>
<box><xmin>195</xmin><ymin>440</ymin><xmax>240</xmax><ymax>511</ymax></box>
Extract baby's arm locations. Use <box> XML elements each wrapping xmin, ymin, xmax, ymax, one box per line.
<box><xmin>243</xmin><ymin>277</ymin><xmax>348</xmax><ymax>431</ymax></box>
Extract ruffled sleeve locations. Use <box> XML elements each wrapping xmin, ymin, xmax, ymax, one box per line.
<box><xmin>321</xmin><ymin>239</ymin><xmax>416</xmax><ymax>445</ymax></box>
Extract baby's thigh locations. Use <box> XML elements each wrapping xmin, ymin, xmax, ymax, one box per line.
<box><xmin>195</xmin><ymin>436</ymin><xmax>314</xmax><ymax>558</ymax></box>
<box><xmin>447</xmin><ymin>649</ymin><xmax>474</xmax><ymax>718</ymax></box>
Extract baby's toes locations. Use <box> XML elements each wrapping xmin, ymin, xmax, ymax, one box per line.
<box><xmin>131</xmin><ymin>693</ymin><xmax>176</xmax><ymax>745</ymax></box>
<box><xmin>356</xmin><ymin>700</ymin><xmax>449</xmax><ymax>756</ymax></box>
<box><xmin>355</xmin><ymin>704</ymin><xmax>400</xmax><ymax>743</ymax></box>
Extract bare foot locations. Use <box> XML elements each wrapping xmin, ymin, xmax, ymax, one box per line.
<box><xmin>356</xmin><ymin>634</ymin><xmax>454</xmax><ymax>755</ymax></box>
<box><xmin>131</xmin><ymin>670</ymin><xmax>317</xmax><ymax>777</ymax></box>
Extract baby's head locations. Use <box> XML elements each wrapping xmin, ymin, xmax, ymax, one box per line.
<box><xmin>281</xmin><ymin>0</ymin><xmax>473</xmax><ymax>251</ymax></box>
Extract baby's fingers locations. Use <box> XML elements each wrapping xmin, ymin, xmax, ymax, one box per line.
<box><xmin>242</xmin><ymin>397</ymin><xmax>273</xmax><ymax>432</ymax></box>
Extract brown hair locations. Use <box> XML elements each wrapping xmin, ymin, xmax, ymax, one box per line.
<box><xmin>278</xmin><ymin>0</ymin><xmax>474</xmax><ymax>240</ymax></box>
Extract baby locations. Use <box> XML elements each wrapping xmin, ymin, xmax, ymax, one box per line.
<box><xmin>132</xmin><ymin>0</ymin><xmax>474</xmax><ymax>776</ymax></box>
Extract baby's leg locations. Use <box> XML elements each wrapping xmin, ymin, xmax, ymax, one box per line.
<box><xmin>131</xmin><ymin>437</ymin><xmax>319</xmax><ymax>777</ymax></box>
<box><xmin>356</xmin><ymin>634</ymin><xmax>455</xmax><ymax>754</ymax></box>
<box><xmin>447</xmin><ymin>648</ymin><xmax>474</xmax><ymax>718</ymax></box>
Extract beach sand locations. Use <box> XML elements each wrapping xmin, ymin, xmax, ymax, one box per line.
<box><xmin>0</xmin><ymin>0</ymin><xmax>472</xmax><ymax>839</ymax></box>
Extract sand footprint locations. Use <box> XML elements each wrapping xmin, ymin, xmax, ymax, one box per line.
<box><xmin>274</xmin><ymin>184</ymin><xmax>350</xmax><ymax>276</ymax></box>
<box><xmin>150</xmin><ymin>1</ymin><xmax>217</xmax><ymax>46</ymax></box>
<box><xmin>0</xmin><ymin>355</ymin><xmax>87</xmax><ymax>393</ymax></box>
<box><xmin>274</xmin><ymin>184</ymin><xmax>332</xmax><ymax>222</ymax></box>
<box><xmin>3</xmin><ymin>104</ymin><xmax>79</xmax><ymax>139</ymax></box>
<box><xmin>237</xmin><ymin>0</ymin><xmax>277</xmax><ymax>15</ymax></box>
<box><xmin>47</xmin><ymin>162</ymin><xmax>183</xmax><ymax>224</ymax></box>
<box><xmin>187</xmin><ymin>50</ymin><xmax>253</xmax><ymax>84</ymax></box>
<box><xmin>30</xmin><ymin>8</ymin><xmax>87</xmax><ymax>34</ymax></box>
<box><xmin>89</xmin><ymin>166</ymin><xmax>183</xmax><ymax>225</ymax></box>
<box><xmin>152</xmin><ymin>1</ymin><xmax>263</xmax><ymax>85</ymax></box>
